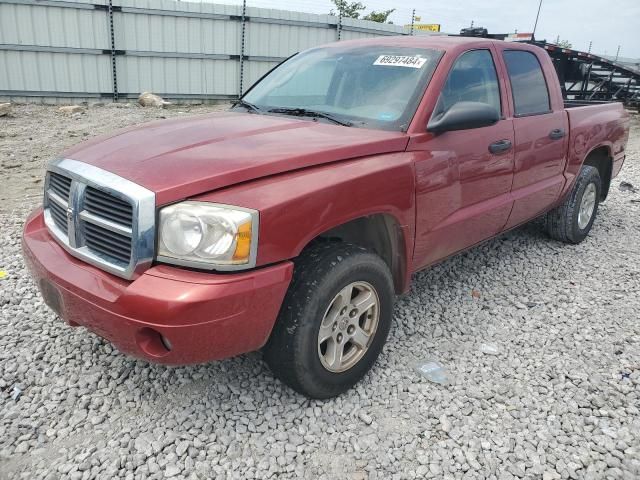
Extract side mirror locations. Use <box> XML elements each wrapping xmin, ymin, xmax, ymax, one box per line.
<box><xmin>427</xmin><ymin>101</ymin><xmax>499</xmax><ymax>134</ymax></box>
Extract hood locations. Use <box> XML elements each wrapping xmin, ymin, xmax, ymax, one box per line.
<box><xmin>63</xmin><ymin>111</ymin><xmax>409</xmax><ymax>204</ymax></box>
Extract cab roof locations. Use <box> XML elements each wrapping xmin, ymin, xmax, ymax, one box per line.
<box><xmin>320</xmin><ymin>34</ymin><xmax>544</xmax><ymax>57</ymax></box>
<box><xmin>323</xmin><ymin>35</ymin><xmax>511</xmax><ymax>52</ymax></box>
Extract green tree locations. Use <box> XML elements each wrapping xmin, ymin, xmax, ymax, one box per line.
<box><xmin>330</xmin><ymin>0</ymin><xmax>366</xmax><ymax>19</ymax></box>
<box><xmin>557</xmin><ymin>39</ymin><xmax>573</xmax><ymax>49</ymax></box>
<box><xmin>363</xmin><ymin>9</ymin><xmax>395</xmax><ymax>23</ymax></box>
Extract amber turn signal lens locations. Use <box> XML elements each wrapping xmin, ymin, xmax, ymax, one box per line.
<box><xmin>233</xmin><ymin>222</ymin><xmax>252</xmax><ymax>261</ymax></box>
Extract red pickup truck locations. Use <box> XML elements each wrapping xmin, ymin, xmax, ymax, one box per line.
<box><xmin>23</xmin><ymin>36</ymin><xmax>630</xmax><ymax>398</ymax></box>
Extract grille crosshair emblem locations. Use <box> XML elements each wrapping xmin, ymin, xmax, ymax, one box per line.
<box><xmin>66</xmin><ymin>206</ymin><xmax>74</xmax><ymax>221</ymax></box>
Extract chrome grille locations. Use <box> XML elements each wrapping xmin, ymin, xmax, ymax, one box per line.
<box><xmin>43</xmin><ymin>158</ymin><xmax>156</xmax><ymax>280</ymax></box>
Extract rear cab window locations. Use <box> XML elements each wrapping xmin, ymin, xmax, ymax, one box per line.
<box><xmin>502</xmin><ymin>50</ymin><xmax>551</xmax><ymax>116</ymax></box>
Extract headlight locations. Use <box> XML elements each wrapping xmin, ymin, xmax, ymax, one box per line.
<box><xmin>157</xmin><ymin>201</ymin><xmax>258</xmax><ymax>270</ymax></box>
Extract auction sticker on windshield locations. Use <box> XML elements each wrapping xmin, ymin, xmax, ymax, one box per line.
<box><xmin>373</xmin><ymin>55</ymin><xmax>427</xmax><ymax>68</ymax></box>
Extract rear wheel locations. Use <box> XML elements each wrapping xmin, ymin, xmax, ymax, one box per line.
<box><xmin>263</xmin><ymin>243</ymin><xmax>394</xmax><ymax>399</ymax></box>
<box><xmin>544</xmin><ymin>165</ymin><xmax>601</xmax><ymax>244</ymax></box>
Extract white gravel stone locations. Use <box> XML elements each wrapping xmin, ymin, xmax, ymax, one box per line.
<box><xmin>1</xmin><ymin>105</ymin><xmax>639</xmax><ymax>479</ymax></box>
<box><xmin>479</xmin><ymin>342</ymin><xmax>501</xmax><ymax>355</ymax></box>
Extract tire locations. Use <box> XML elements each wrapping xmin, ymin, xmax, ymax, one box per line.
<box><xmin>264</xmin><ymin>242</ymin><xmax>394</xmax><ymax>399</ymax></box>
<box><xmin>544</xmin><ymin>165</ymin><xmax>602</xmax><ymax>244</ymax></box>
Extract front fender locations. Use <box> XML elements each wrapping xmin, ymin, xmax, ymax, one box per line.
<box><xmin>195</xmin><ymin>152</ymin><xmax>416</xmax><ymax>275</ymax></box>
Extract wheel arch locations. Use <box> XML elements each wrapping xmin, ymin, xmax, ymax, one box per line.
<box><xmin>582</xmin><ymin>145</ymin><xmax>613</xmax><ymax>200</ymax></box>
<box><xmin>299</xmin><ymin>213</ymin><xmax>409</xmax><ymax>294</ymax></box>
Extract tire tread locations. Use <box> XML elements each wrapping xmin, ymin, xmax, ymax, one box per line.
<box><xmin>544</xmin><ymin>165</ymin><xmax>601</xmax><ymax>244</ymax></box>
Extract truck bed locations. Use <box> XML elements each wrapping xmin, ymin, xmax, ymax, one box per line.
<box><xmin>564</xmin><ymin>99</ymin><xmax>625</xmax><ymax>108</ymax></box>
<box><xmin>563</xmin><ymin>101</ymin><xmax>630</xmax><ymax>189</ymax></box>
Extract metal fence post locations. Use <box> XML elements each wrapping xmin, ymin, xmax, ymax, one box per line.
<box><xmin>410</xmin><ymin>9</ymin><xmax>415</xmax><ymax>36</ymax></box>
<box><xmin>337</xmin><ymin>12</ymin><xmax>342</xmax><ymax>41</ymax></box>
<box><xmin>239</xmin><ymin>0</ymin><xmax>247</xmax><ymax>98</ymax></box>
<box><xmin>108</xmin><ymin>0</ymin><xmax>118</xmax><ymax>102</ymax></box>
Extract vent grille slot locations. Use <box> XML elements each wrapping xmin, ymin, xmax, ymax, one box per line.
<box><xmin>84</xmin><ymin>186</ymin><xmax>133</xmax><ymax>228</ymax></box>
<box><xmin>49</xmin><ymin>172</ymin><xmax>72</xmax><ymax>200</ymax></box>
<box><xmin>48</xmin><ymin>199</ymin><xmax>68</xmax><ymax>234</ymax></box>
<box><xmin>84</xmin><ymin>222</ymin><xmax>132</xmax><ymax>263</ymax></box>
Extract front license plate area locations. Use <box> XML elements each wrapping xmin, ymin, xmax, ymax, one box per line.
<box><xmin>39</xmin><ymin>278</ymin><xmax>63</xmax><ymax>318</ymax></box>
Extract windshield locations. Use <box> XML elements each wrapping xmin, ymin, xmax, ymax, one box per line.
<box><xmin>241</xmin><ymin>45</ymin><xmax>442</xmax><ymax>131</ymax></box>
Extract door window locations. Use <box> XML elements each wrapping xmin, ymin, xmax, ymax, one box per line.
<box><xmin>503</xmin><ymin>50</ymin><xmax>551</xmax><ymax>116</ymax></box>
<box><xmin>434</xmin><ymin>49</ymin><xmax>501</xmax><ymax>117</ymax></box>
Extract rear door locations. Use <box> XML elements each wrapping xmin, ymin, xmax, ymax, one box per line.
<box><xmin>411</xmin><ymin>48</ymin><xmax>515</xmax><ymax>270</ymax></box>
<box><xmin>497</xmin><ymin>47</ymin><xmax>569</xmax><ymax>228</ymax></box>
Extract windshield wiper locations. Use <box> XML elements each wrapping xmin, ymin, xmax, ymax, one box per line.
<box><xmin>267</xmin><ymin>107</ymin><xmax>352</xmax><ymax>127</ymax></box>
<box><xmin>232</xmin><ymin>99</ymin><xmax>262</xmax><ymax>114</ymax></box>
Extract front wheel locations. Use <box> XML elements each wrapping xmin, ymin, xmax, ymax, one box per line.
<box><xmin>544</xmin><ymin>165</ymin><xmax>602</xmax><ymax>244</ymax></box>
<box><xmin>263</xmin><ymin>243</ymin><xmax>394</xmax><ymax>399</ymax></box>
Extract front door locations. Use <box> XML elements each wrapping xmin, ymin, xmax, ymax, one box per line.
<box><xmin>411</xmin><ymin>48</ymin><xmax>515</xmax><ymax>270</ymax></box>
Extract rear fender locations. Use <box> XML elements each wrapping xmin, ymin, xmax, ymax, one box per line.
<box><xmin>561</xmin><ymin>104</ymin><xmax>628</xmax><ymax>200</ymax></box>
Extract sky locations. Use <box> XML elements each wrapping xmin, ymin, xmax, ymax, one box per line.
<box><xmin>222</xmin><ymin>0</ymin><xmax>640</xmax><ymax>58</ymax></box>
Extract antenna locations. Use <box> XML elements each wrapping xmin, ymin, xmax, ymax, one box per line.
<box><xmin>532</xmin><ymin>0</ymin><xmax>543</xmax><ymax>38</ymax></box>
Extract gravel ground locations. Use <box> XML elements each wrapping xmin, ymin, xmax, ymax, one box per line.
<box><xmin>1</xmin><ymin>104</ymin><xmax>639</xmax><ymax>480</ymax></box>
<box><xmin>0</xmin><ymin>103</ymin><xmax>229</xmax><ymax>212</ymax></box>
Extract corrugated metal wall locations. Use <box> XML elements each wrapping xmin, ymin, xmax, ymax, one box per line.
<box><xmin>0</xmin><ymin>0</ymin><xmax>408</xmax><ymax>103</ymax></box>
<box><xmin>0</xmin><ymin>0</ymin><xmax>113</xmax><ymax>102</ymax></box>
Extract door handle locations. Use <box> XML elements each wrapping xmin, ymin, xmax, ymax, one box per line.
<box><xmin>549</xmin><ymin>128</ymin><xmax>566</xmax><ymax>140</ymax></box>
<box><xmin>488</xmin><ymin>139</ymin><xmax>512</xmax><ymax>154</ymax></box>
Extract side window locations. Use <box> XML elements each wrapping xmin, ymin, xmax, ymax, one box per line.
<box><xmin>503</xmin><ymin>51</ymin><xmax>551</xmax><ymax>116</ymax></box>
<box><xmin>434</xmin><ymin>49</ymin><xmax>501</xmax><ymax>117</ymax></box>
